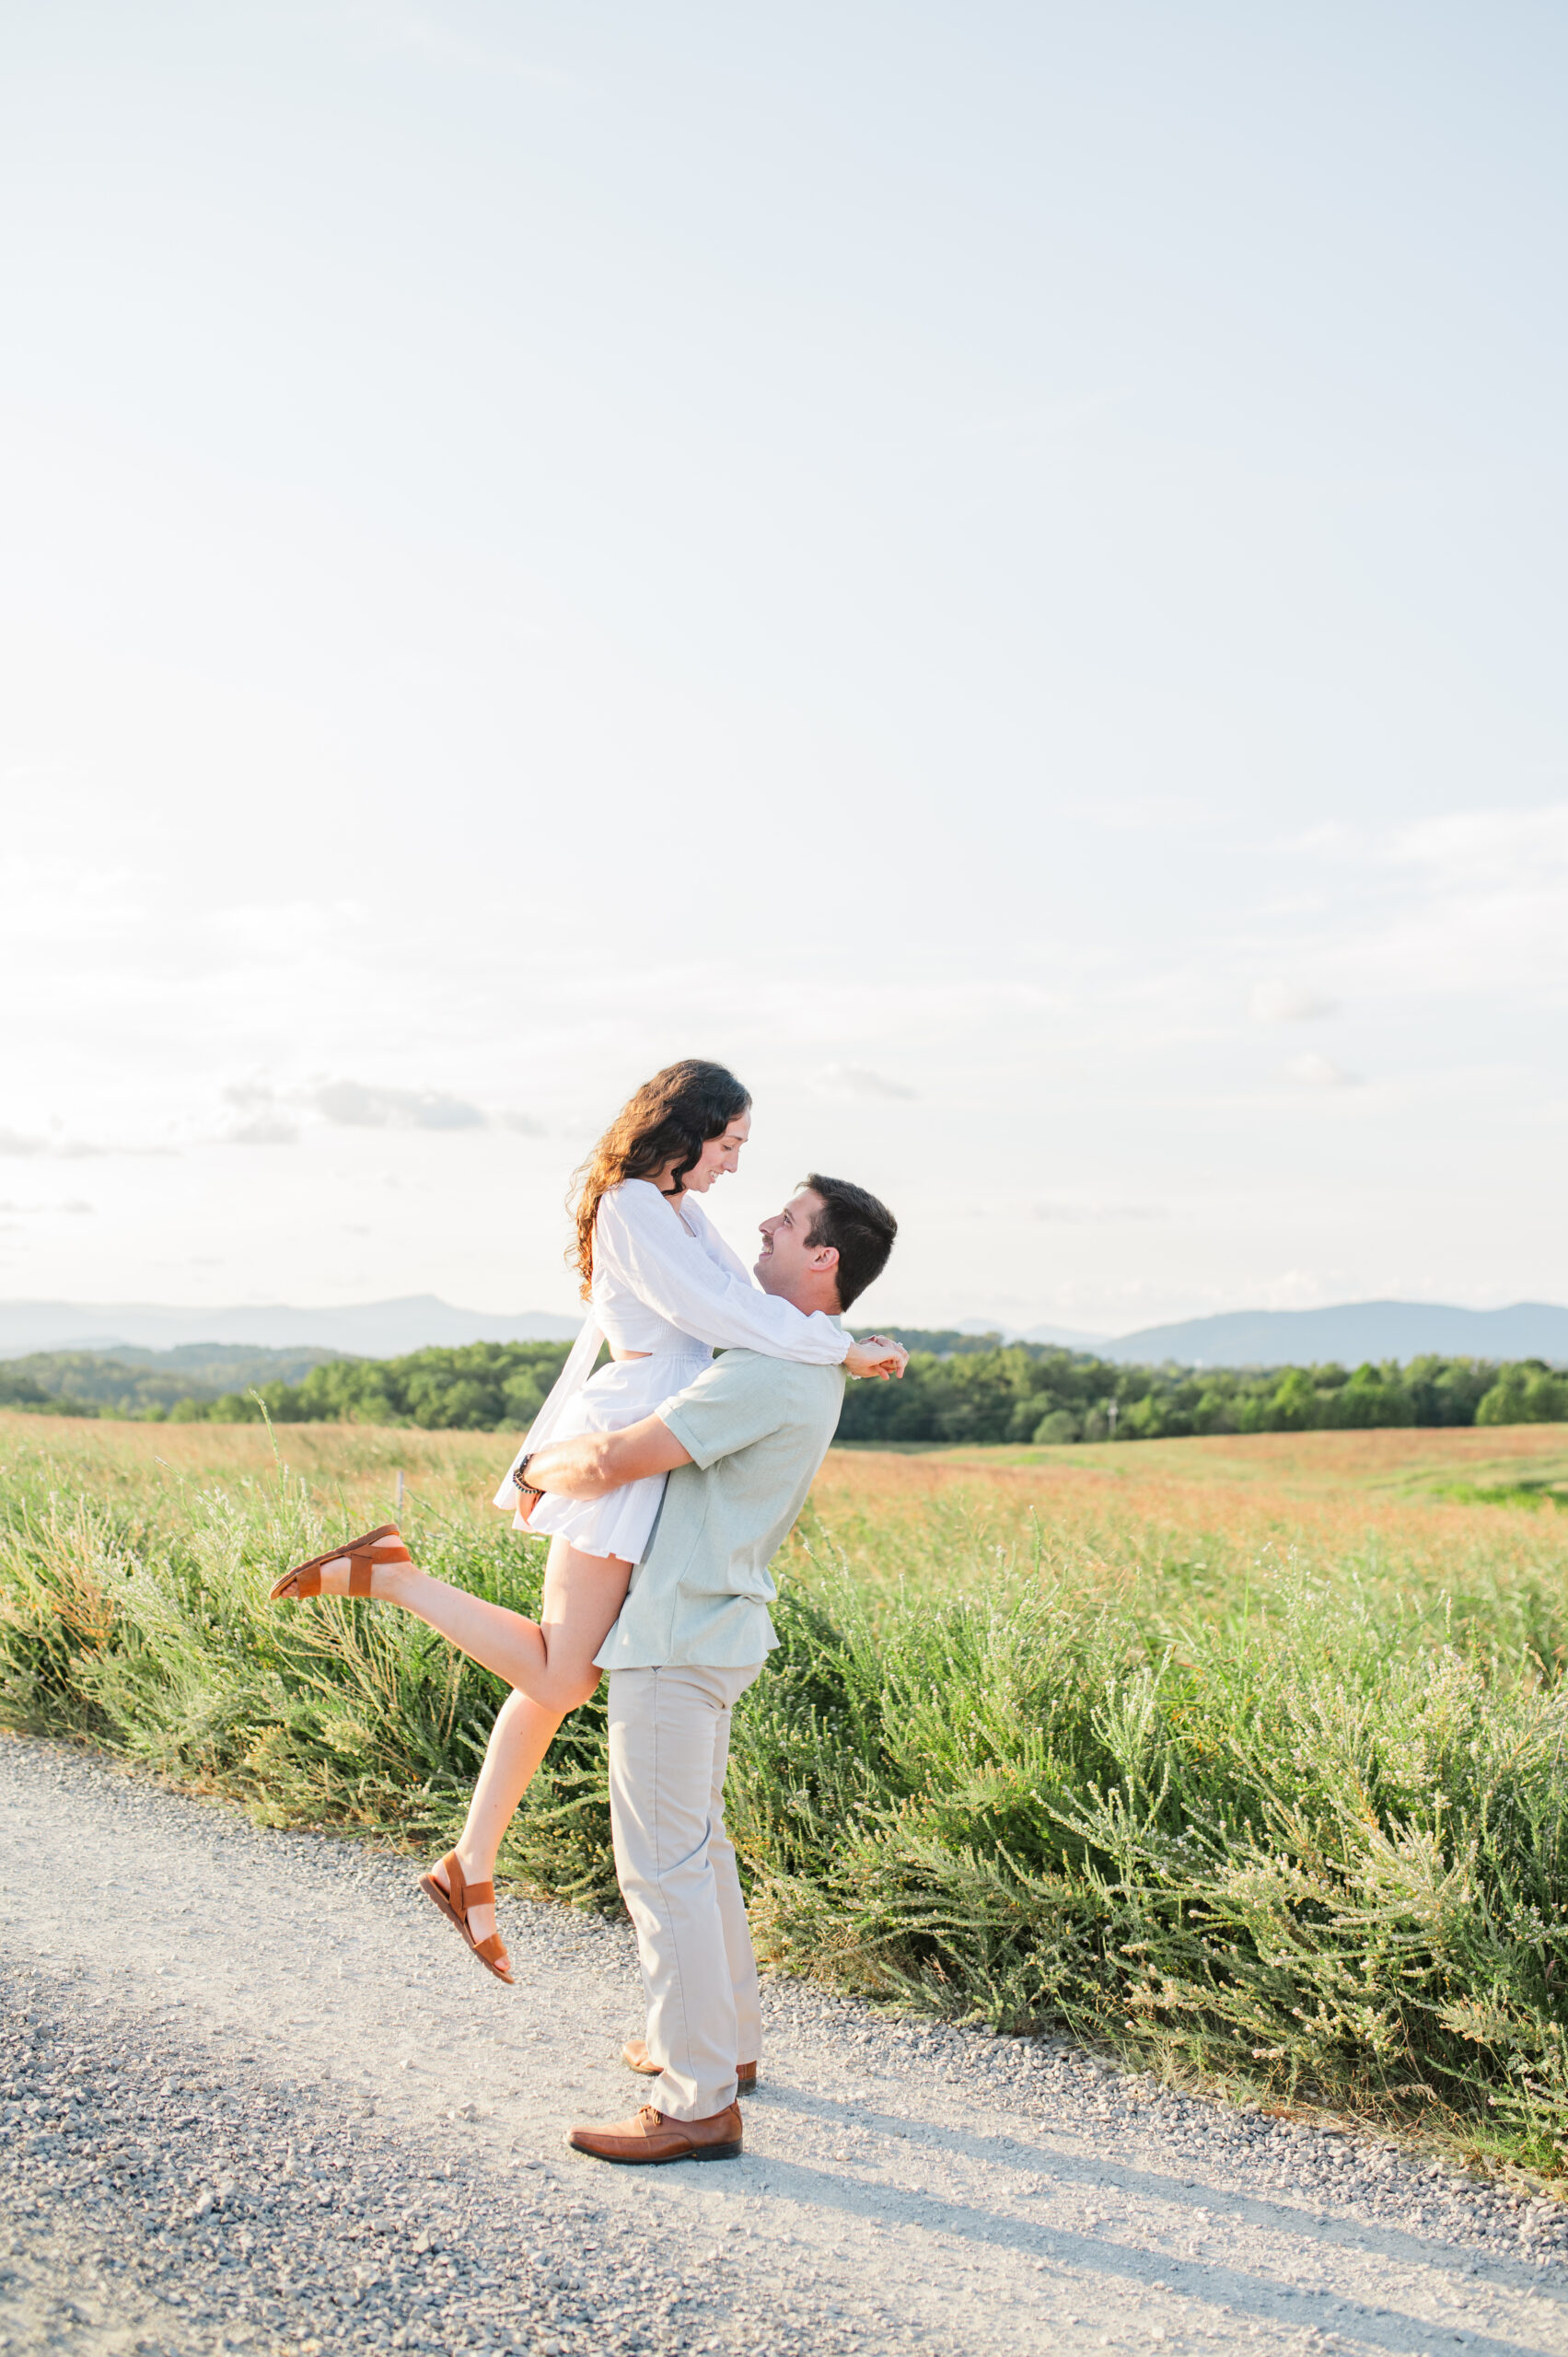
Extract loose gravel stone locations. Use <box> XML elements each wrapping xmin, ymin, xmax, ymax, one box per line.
<box><xmin>3</xmin><ymin>1734</ymin><xmax>1567</xmax><ymax>2357</ymax></box>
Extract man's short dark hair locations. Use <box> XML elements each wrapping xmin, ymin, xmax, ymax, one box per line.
<box><xmin>801</xmin><ymin>1174</ymin><xmax>898</xmax><ymax>1313</ymax></box>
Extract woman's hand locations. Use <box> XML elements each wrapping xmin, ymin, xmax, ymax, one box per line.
<box><xmin>844</xmin><ymin>1335</ymin><xmax>910</xmax><ymax>1382</ymax></box>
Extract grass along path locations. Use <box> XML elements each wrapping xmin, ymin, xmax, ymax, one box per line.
<box><xmin>4</xmin><ymin>1413</ymin><xmax>1568</xmax><ymax>2177</ymax></box>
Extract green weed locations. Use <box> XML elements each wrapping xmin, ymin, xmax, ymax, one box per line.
<box><xmin>3</xmin><ymin>1423</ymin><xmax>1568</xmax><ymax>2172</ymax></box>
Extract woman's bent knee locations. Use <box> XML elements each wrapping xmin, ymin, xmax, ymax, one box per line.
<box><xmin>535</xmin><ymin>1667</ymin><xmax>600</xmax><ymax>1714</ymax></box>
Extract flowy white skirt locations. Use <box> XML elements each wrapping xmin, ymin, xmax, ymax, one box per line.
<box><xmin>513</xmin><ymin>1343</ymin><xmax>711</xmax><ymax>1563</ymax></box>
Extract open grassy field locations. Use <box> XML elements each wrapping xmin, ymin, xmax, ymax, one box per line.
<box><xmin>5</xmin><ymin>1409</ymin><xmax>1568</xmax><ymax>2174</ymax></box>
<box><xmin>23</xmin><ymin>1405</ymin><xmax>1568</xmax><ymax>1588</ymax></box>
<box><xmin>815</xmin><ymin>1422</ymin><xmax>1568</xmax><ymax>1582</ymax></box>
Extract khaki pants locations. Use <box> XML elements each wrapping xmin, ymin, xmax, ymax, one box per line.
<box><xmin>607</xmin><ymin>1662</ymin><xmax>764</xmax><ymax>2122</ymax></box>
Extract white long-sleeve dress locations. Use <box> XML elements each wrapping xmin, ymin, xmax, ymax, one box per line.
<box><xmin>493</xmin><ymin>1179</ymin><xmax>848</xmax><ymax>1562</ymax></box>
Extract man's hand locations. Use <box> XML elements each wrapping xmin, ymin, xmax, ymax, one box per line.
<box><xmin>843</xmin><ymin>1334</ymin><xmax>909</xmax><ymax>1382</ymax></box>
<box><xmin>523</xmin><ymin>1413</ymin><xmax>693</xmax><ymax>1501</ymax></box>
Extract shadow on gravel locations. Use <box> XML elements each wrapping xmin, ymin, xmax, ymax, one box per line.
<box><xmin>747</xmin><ymin>2086</ymin><xmax>1566</xmax><ymax>2356</ymax></box>
<box><xmin>739</xmin><ymin>2152</ymin><xmax>1561</xmax><ymax>2357</ymax></box>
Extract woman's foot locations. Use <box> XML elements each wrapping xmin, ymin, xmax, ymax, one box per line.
<box><xmin>426</xmin><ymin>1853</ymin><xmax>499</xmax><ymax>1950</ymax></box>
<box><xmin>419</xmin><ymin>1850</ymin><xmax>512</xmax><ymax>1982</ymax></box>
<box><xmin>270</xmin><ymin>1527</ymin><xmax>410</xmax><ymax>1602</ymax></box>
<box><xmin>309</xmin><ymin>1531</ymin><xmax>412</xmax><ymax>1596</ymax></box>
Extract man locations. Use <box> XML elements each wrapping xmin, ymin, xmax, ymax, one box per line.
<box><xmin>519</xmin><ymin>1173</ymin><xmax>902</xmax><ymax>2164</ymax></box>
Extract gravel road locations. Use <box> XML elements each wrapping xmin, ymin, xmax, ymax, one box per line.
<box><xmin>3</xmin><ymin>1732</ymin><xmax>1567</xmax><ymax>2357</ymax></box>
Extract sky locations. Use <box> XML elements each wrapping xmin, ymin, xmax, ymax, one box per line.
<box><xmin>3</xmin><ymin>0</ymin><xmax>1565</xmax><ymax>1336</ymax></box>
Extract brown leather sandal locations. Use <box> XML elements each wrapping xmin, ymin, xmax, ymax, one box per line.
<box><xmin>270</xmin><ymin>1524</ymin><xmax>409</xmax><ymax>1602</ymax></box>
<box><xmin>622</xmin><ymin>2038</ymin><xmax>756</xmax><ymax>2092</ymax></box>
<box><xmin>419</xmin><ymin>1851</ymin><xmax>514</xmax><ymax>1985</ymax></box>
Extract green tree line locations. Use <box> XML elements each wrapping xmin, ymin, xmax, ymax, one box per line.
<box><xmin>836</xmin><ymin>1340</ymin><xmax>1568</xmax><ymax>1446</ymax></box>
<box><xmin>3</xmin><ymin>1334</ymin><xmax>1565</xmax><ymax>1440</ymax></box>
<box><xmin>0</xmin><ymin>1345</ymin><xmax>339</xmax><ymax>1421</ymax></box>
<box><xmin>182</xmin><ymin>1341</ymin><xmax>575</xmax><ymax>1432</ymax></box>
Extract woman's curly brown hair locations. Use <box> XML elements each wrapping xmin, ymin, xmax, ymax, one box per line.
<box><xmin>569</xmin><ymin>1060</ymin><xmax>752</xmax><ymax>1297</ymax></box>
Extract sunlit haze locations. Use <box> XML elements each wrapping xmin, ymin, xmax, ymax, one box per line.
<box><xmin>4</xmin><ymin>4</ymin><xmax>1564</xmax><ymax>1334</ymax></box>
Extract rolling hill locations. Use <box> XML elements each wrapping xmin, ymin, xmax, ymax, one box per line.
<box><xmin>1095</xmin><ymin>1300</ymin><xmax>1568</xmax><ymax>1368</ymax></box>
<box><xmin>0</xmin><ymin>1295</ymin><xmax>580</xmax><ymax>1360</ymax></box>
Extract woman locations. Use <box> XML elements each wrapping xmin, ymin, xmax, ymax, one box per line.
<box><xmin>271</xmin><ymin>1059</ymin><xmax>901</xmax><ymax>1981</ymax></box>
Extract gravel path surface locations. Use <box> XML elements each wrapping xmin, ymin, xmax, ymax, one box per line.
<box><xmin>4</xmin><ymin>1733</ymin><xmax>1567</xmax><ymax>2357</ymax></box>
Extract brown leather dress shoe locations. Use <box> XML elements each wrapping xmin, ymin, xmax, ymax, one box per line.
<box><xmin>567</xmin><ymin>2103</ymin><xmax>743</xmax><ymax>2165</ymax></box>
<box><xmin>621</xmin><ymin>2038</ymin><xmax>757</xmax><ymax>2093</ymax></box>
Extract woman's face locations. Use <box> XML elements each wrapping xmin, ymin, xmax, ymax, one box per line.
<box><xmin>681</xmin><ymin>1109</ymin><xmax>752</xmax><ymax>1193</ymax></box>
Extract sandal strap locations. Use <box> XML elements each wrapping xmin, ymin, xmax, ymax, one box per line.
<box><xmin>436</xmin><ymin>1854</ymin><xmax>496</xmax><ymax>1928</ymax></box>
<box><xmin>272</xmin><ymin>1524</ymin><xmax>408</xmax><ymax>1604</ymax></box>
<box><xmin>473</xmin><ymin>1933</ymin><xmax>509</xmax><ymax>1968</ymax></box>
<box><xmin>343</xmin><ymin>1540</ymin><xmax>409</xmax><ymax>1596</ymax></box>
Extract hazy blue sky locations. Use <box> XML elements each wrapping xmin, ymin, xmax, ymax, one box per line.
<box><xmin>3</xmin><ymin>1</ymin><xmax>1565</xmax><ymax>1331</ymax></box>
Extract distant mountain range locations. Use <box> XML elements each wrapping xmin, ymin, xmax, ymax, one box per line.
<box><xmin>955</xmin><ymin>1317</ymin><xmax>1109</xmax><ymax>1349</ymax></box>
<box><xmin>950</xmin><ymin>1300</ymin><xmax>1568</xmax><ymax>1366</ymax></box>
<box><xmin>3</xmin><ymin>1294</ymin><xmax>1565</xmax><ymax>1370</ymax></box>
<box><xmin>1095</xmin><ymin>1300</ymin><xmax>1568</xmax><ymax>1367</ymax></box>
<box><xmin>0</xmin><ymin>1295</ymin><xmax>580</xmax><ymax>1361</ymax></box>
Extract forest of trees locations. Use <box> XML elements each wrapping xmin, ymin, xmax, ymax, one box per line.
<box><xmin>4</xmin><ymin>1333</ymin><xmax>1565</xmax><ymax>1441</ymax></box>
<box><xmin>171</xmin><ymin>1341</ymin><xmax>573</xmax><ymax>1432</ymax></box>
<box><xmin>834</xmin><ymin>1340</ymin><xmax>1568</xmax><ymax>1445</ymax></box>
<box><xmin>0</xmin><ymin>1344</ymin><xmax>338</xmax><ymax>1421</ymax></box>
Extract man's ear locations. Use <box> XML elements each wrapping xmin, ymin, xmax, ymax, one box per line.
<box><xmin>811</xmin><ymin>1241</ymin><xmax>840</xmax><ymax>1280</ymax></box>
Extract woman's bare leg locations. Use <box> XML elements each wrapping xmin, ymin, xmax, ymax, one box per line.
<box><xmin>435</xmin><ymin>1689</ymin><xmax>566</xmax><ymax>1946</ymax></box>
<box><xmin>308</xmin><ymin>1528</ymin><xmax>633</xmax><ymax>1949</ymax></box>
<box><xmin>313</xmin><ymin>1529</ymin><xmax>633</xmax><ymax>1709</ymax></box>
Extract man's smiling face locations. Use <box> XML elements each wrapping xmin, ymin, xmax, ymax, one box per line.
<box><xmin>754</xmin><ymin>1187</ymin><xmax>833</xmax><ymax>1301</ymax></box>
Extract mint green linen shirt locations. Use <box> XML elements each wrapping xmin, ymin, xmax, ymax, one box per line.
<box><xmin>592</xmin><ymin>1343</ymin><xmax>847</xmax><ymax>1672</ymax></box>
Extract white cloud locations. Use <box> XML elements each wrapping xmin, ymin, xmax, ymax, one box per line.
<box><xmin>1249</xmin><ymin>1270</ymin><xmax>1346</xmax><ymax>1309</ymax></box>
<box><xmin>0</xmin><ymin>853</ymin><xmax>147</xmax><ymax>951</ymax></box>
<box><xmin>1250</xmin><ymin>979</ymin><xmax>1336</xmax><ymax>1024</ymax></box>
<box><xmin>0</xmin><ymin>1130</ymin><xmax>107</xmax><ymax>1158</ymax></box>
<box><xmin>204</xmin><ymin>899</ymin><xmax>373</xmax><ymax>959</ymax></box>
<box><xmin>225</xmin><ymin>1116</ymin><xmax>302</xmax><ymax>1147</ymax></box>
<box><xmin>501</xmin><ymin>1110</ymin><xmax>549</xmax><ymax>1136</ymax></box>
<box><xmin>1074</xmin><ymin>795</ymin><xmax>1218</xmax><ymax>833</ymax></box>
<box><xmin>310</xmin><ymin>1082</ymin><xmax>487</xmax><ymax>1132</ymax></box>
<box><xmin>215</xmin><ymin>1081</ymin><xmax>300</xmax><ymax>1145</ymax></box>
<box><xmin>1280</xmin><ymin>1052</ymin><xmax>1359</xmax><ymax>1088</ymax></box>
<box><xmin>1388</xmin><ymin>804</ymin><xmax>1568</xmax><ymax>888</ymax></box>
<box><xmin>819</xmin><ymin>1064</ymin><xmax>917</xmax><ymax>1101</ymax></box>
<box><xmin>1029</xmin><ymin>1201</ymin><xmax>1164</xmax><ymax>1223</ymax></box>
<box><xmin>1283</xmin><ymin>803</ymin><xmax>1568</xmax><ymax>1003</ymax></box>
<box><xmin>345</xmin><ymin>0</ymin><xmax>578</xmax><ymax>84</ymax></box>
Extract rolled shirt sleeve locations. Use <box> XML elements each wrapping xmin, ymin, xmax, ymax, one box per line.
<box><xmin>656</xmin><ymin>1353</ymin><xmax>792</xmax><ymax>1469</ymax></box>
